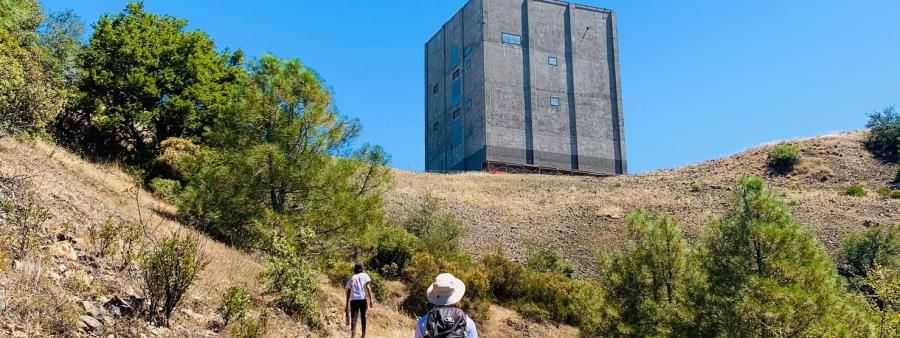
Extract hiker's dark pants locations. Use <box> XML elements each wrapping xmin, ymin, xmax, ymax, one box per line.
<box><xmin>350</xmin><ymin>299</ymin><xmax>368</xmax><ymax>335</ymax></box>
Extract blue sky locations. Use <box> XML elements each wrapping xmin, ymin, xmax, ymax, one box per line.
<box><xmin>41</xmin><ymin>0</ymin><xmax>900</xmax><ymax>173</ymax></box>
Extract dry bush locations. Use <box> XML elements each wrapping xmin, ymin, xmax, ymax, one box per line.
<box><xmin>0</xmin><ymin>174</ymin><xmax>50</xmax><ymax>259</ymax></box>
<box><xmin>6</xmin><ymin>260</ymin><xmax>81</xmax><ymax>336</ymax></box>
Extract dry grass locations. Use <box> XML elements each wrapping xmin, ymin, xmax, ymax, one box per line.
<box><xmin>386</xmin><ymin>131</ymin><xmax>900</xmax><ymax>276</ymax></box>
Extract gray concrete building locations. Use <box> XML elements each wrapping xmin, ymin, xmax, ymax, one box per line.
<box><xmin>425</xmin><ymin>0</ymin><xmax>626</xmax><ymax>175</ymax></box>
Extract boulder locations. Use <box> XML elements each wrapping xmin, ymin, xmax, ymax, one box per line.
<box><xmin>49</xmin><ymin>241</ymin><xmax>78</xmax><ymax>261</ymax></box>
<box><xmin>80</xmin><ymin>315</ymin><xmax>105</xmax><ymax>335</ymax></box>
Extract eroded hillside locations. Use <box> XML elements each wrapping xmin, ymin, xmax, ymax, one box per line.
<box><xmin>386</xmin><ymin>132</ymin><xmax>900</xmax><ymax>275</ymax></box>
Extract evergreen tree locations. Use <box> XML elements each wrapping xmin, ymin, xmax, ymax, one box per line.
<box><xmin>594</xmin><ymin>211</ymin><xmax>694</xmax><ymax>337</ymax></box>
<box><xmin>693</xmin><ymin>177</ymin><xmax>874</xmax><ymax>337</ymax></box>
<box><xmin>179</xmin><ymin>54</ymin><xmax>391</xmax><ymax>254</ymax></box>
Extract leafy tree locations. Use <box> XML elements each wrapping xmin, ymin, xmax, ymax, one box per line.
<box><xmin>0</xmin><ymin>1</ymin><xmax>65</xmax><ymax>134</ymax></box>
<box><xmin>866</xmin><ymin>105</ymin><xmax>900</xmax><ymax>162</ymax></box>
<box><xmin>259</xmin><ymin>236</ymin><xmax>322</xmax><ymax>329</ymax></box>
<box><xmin>838</xmin><ymin>224</ymin><xmax>900</xmax><ymax>280</ymax></box>
<box><xmin>865</xmin><ymin>264</ymin><xmax>900</xmax><ymax>337</ymax></box>
<box><xmin>57</xmin><ymin>2</ymin><xmax>243</xmax><ymax>163</ymax></box>
<box><xmin>38</xmin><ymin>9</ymin><xmax>84</xmax><ymax>84</ymax></box>
<box><xmin>593</xmin><ymin>211</ymin><xmax>694</xmax><ymax>337</ymax></box>
<box><xmin>179</xmin><ymin>54</ymin><xmax>391</xmax><ymax>253</ymax></box>
<box><xmin>693</xmin><ymin>177</ymin><xmax>873</xmax><ymax>336</ymax></box>
<box><xmin>524</xmin><ymin>246</ymin><xmax>575</xmax><ymax>278</ymax></box>
<box><xmin>402</xmin><ymin>197</ymin><xmax>466</xmax><ymax>260</ymax></box>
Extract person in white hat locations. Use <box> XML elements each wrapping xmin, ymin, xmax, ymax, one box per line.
<box><xmin>413</xmin><ymin>273</ymin><xmax>479</xmax><ymax>338</ymax></box>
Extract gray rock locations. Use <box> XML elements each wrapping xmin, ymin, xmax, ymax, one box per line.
<box><xmin>80</xmin><ymin>315</ymin><xmax>105</xmax><ymax>335</ymax></box>
<box><xmin>82</xmin><ymin>300</ymin><xmax>101</xmax><ymax>317</ymax></box>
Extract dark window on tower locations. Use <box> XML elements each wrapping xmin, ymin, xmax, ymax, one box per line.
<box><xmin>550</xmin><ymin>96</ymin><xmax>560</xmax><ymax>106</ymax></box>
<box><xmin>452</xmin><ymin>69</ymin><xmax>460</xmax><ymax>80</ymax></box>
<box><xmin>432</xmin><ymin>84</ymin><xmax>439</xmax><ymax>94</ymax></box>
<box><xmin>463</xmin><ymin>46</ymin><xmax>473</xmax><ymax>56</ymax></box>
<box><xmin>464</xmin><ymin>58</ymin><xmax>472</xmax><ymax>69</ymax></box>
<box><xmin>433</xmin><ymin>122</ymin><xmax>439</xmax><ymax>131</ymax></box>
<box><xmin>452</xmin><ymin>108</ymin><xmax>461</xmax><ymax>119</ymax></box>
<box><xmin>501</xmin><ymin>33</ymin><xmax>521</xmax><ymax>45</ymax></box>
<box><xmin>548</xmin><ymin>56</ymin><xmax>558</xmax><ymax>66</ymax></box>
<box><xmin>450</xmin><ymin>45</ymin><xmax>460</xmax><ymax>68</ymax></box>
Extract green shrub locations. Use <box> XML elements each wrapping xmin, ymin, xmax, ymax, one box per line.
<box><xmin>366</xmin><ymin>225</ymin><xmax>417</xmax><ymax>278</ymax></box>
<box><xmin>525</xmin><ymin>247</ymin><xmax>575</xmax><ymax>278</ymax></box>
<box><xmin>479</xmin><ymin>252</ymin><xmax>581</xmax><ymax>325</ymax></box>
<box><xmin>368</xmin><ymin>271</ymin><xmax>393</xmax><ymax>302</ymax></box>
<box><xmin>140</xmin><ymin>231</ymin><xmax>209</xmax><ymax>327</ymax></box>
<box><xmin>86</xmin><ymin>217</ymin><xmax>121</xmax><ymax>257</ymax></box>
<box><xmin>403</xmin><ymin>198</ymin><xmax>467</xmax><ymax>260</ymax></box>
<box><xmin>321</xmin><ymin>260</ymin><xmax>353</xmax><ymax>286</ymax></box>
<box><xmin>218</xmin><ymin>286</ymin><xmax>253</xmax><ymax>327</ymax></box>
<box><xmin>837</xmin><ymin>224</ymin><xmax>900</xmax><ymax>279</ymax></box>
<box><xmin>865</xmin><ymin>105</ymin><xmax>900</xmax><ymax>162</ymax></box>
<box><xmin>513</xmin><ymin>302</ymin><xmax>550</xmax><ymax>323</ymax></box>
<box><xmin>843</xmin><ymin>185</ymin><xmax>867</xmax><ymax>197</ymax></box>
<box><xmin>893</xmin><ymin>190</ymin><xmax>900</xmax><ymax>199</ymax></box>
<box><xmin>403</xmin><ymin>252</ymin><xmax>491</xmax><ymax>321</ymax></box>
<box><xmin>149</xmin><ymin>177</ymin><xmax>182</xmax><ymax>204</ymax></box>
<box><xmin>690</xmin><ymin>181</ymin><xmax>703</xmax><ymax>192</ymax></box>
<box><xmin>230</xmin><ymin>311</ymin><xmax>269</xmax><ymax>338</ymax></box>
<box><xmin>259</xmin><ymin>236</ymin><xmax>322</xmax><ymax>329</ymax></box>
<box><xmin>879</xmin><ymin>187</ymin><xmax>893</xmax><ymax>198</ymax></box>
<box><xmin>767</xmin><ymin>144</ymin><xmax>801</xmax><ymax>174</ymax></box>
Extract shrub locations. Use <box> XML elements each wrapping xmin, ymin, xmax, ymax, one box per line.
<box><xmin>843</xmin><ymin>185</ymin><xmax>867</xmax><ymax>197</ymax></box>
<box><xmin>141</xmin><ymin>231</ymin><xmax>209</xmax><ymax>327</ymax></box>
<box><xmin>893</xmin><ymin>190</ymin><xmax>900</xmax><ymax>199</ymax></box>
<box><xmin>368</xmin><ymin>271</ymin><xmax>393</xmax><ymax>302</ymax></box>
<box><xmin>525</xmin><ymin>247</ymin><xmax>575</xmax><ymax>278</ymax></box>
<box><xmin>513</xmin><ymin>302</ymin><xmax>550</xmax><ymax>323</ymax></box>
<box><xmin>837</xmin><ymin>224</ymin><xmax>900</xmax><ymax>279</ymax></box>
<box><xmin>879</xmin><ymin>187</ymin><xmax>893</xmax><ymax>198</ymax></box>
<box><xmin>365</xmin><ymin>225</ymin><xmax>417</xmax><ymax>278</ymax></box>
<box><xmin>0</xmin><ymin>175</ymin><xmax>49</xmax><ymax>259</ymax></box>
<box><xmin>230</xmin><ymin>311</ymin><xmax>269</xmax><ymax>338</ymax></box>
<box><xmin>218</xmin><ymin>286</ymin><xmax>253</xmax><ymax>327</ymax></box>
<box><xmin>87</xmin><ymin>217</ymin><xmax>121</xmax><ymax>257</ymax></box>
<box><xmin>149</xmin><ymin>177</ymin><xmax>182</xmax><ymax>204</ymax></box>
<box><xmin>403</xmin><ymin>252</ymin><xmax>491</xmax><ymax>321</ymax></box>
<box><xmin>404</xmin><ymin>198</ymin><xmax>467</xmax><ymax>260</ymax></box>
<box><xmin>690</xmin><ymin>181</ymin><xmax>703</xmax><ymax>192</ymax></box>
<box><xmin>259</xmin><ymin>236</ymin><xmax>322</xmax><ymax>329</ymax></box>
<box><xmin>479</xmin><ymin>252</ymin><xmax>581</xmax><ymax>324</ymax></box>
<box><xmin>767</xmin><ymin>144</ymin><xmax>801</xmax><ymax>174</ymax></box>
<box><xmin>865</xmin><ymin>105</ymin><xmax>900</xmax><ymax>162</ymax></box>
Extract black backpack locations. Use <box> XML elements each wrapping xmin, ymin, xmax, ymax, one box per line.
<box><xmin>424</xmin><ymin>306</ymin><xmax>467</xmax><ymax>338</ymax></box>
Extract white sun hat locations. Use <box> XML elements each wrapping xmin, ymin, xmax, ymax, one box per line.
<box><xmin>426</xmin><ymin>273</ymin><xmax>466</xmax><ymax>306</ymax></box>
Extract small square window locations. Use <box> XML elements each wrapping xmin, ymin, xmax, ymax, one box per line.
<box><xmin>464</xmin><ymin>58</ymin><xmax>472</xmax><ymax>69</ymax></box>
<box><xmin>432</xmin><ymin>84</ymin><xmax>439</xmax><ymax>94</ymax></box>
<box><xmin>464</xmin><ymin>46</ymin><xmax>473</xmax><ymax>56</ymax></box>
<box><xmin>501</xmin><ymin>32</ymin><xmax>521</xmax><ymax>45</ymax></box>
<box><xmin>548</xmin><ymin>57</ymin><xmax>558</xmax><ymax>66</ymax></box>
<box><xmin>452</xmin><ymin>69</ymin><xmax>460</xmax><ymax>80</ymax></box>
<box><xmin>433</xmin><ymin>122</ymin><xmax>439</xmax><ymax>131</ymax></box>
<box><xmin>550</xmin><ymin>96</ymin><xmax>560</xmax><ymax>106</ymax></box>
<box><xmin>452</xmin><ymin>108</ymin><xmax>461</xmax><ymax>119</ymax></box>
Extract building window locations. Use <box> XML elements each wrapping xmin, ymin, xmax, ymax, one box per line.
<box><xmin>548</xmin><ymin>56</ymin><xmax>558</xmax><ymax>66</ymax></box>
<box><xmin>463</xmin><ymin>46</ymin><xmax>473</xmax><ymax>56</ymax></box>
<box><xmin>432</xmin><ymin>84</ymin><xmax>439</xmax><ymax>94</ymax></box>
<box><xmin>465</xmin><ymin>98</ymin><xmax>473</xmax><ymax>110</ymax></box>
<box><xmin>550</xmin><ymin>96</ymin><xmax>560</xmax><ymax>106</ymax></box>
<box><xmin>450</xmin><ymin>79</ymin><xmax>462</xmax><ymax>106</ymax></box>
<box><xmin>452</xmin><ymin>69</ymin><xmax>460</xmax><ymax>80</ymax></box>
<box><xmin>452</xmin><ymin>108</ymin><xmax>461</xmax><ymax>119</ymax></box>
<box><xmin>433</xmin><ymin>122</ymin><xmax>439</xmax><ymax>131</ymax></box>
<box><xmin>501</xmin><ymin>32</ymin><xmax>521</xmax><ymax>45</ymax></box>
<box><xmin>464</xmin><ymin>58</ymin><xmax>472</xmax><ymax>69</ymax></box>
<box><xmin>450</xmin><ymin>45</ymin><xmax>460</xmax><ymax>68</ymax></box>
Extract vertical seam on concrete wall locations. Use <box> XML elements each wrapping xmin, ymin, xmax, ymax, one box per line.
<box><xmin>606</xmin><ymin>12</ymin><xmax>624</xmax><ymax>174</ymax></box>
<box><xmin>564</xmin><ymin>4</ymin><xmax>579</xmax><ymax>170</ymax></box>
<box><xmin>424</xmin><ymin>38</ymin><xmax>430</xmax><ymax>171</ymax></box>
<box><xmin>441</xmin><ymin>26</ymin><xmax>448</xmax><ymax>171</ymax></box>
<box><xmin>479</xmin><ymin>0</ymin><xmax>488</xmax><ymax>171</ymax></box>
<box><xmin>461</xmin><ymin>6</ymin><xmax>467</xmax><ymax>170</ymax></box>
<box><xmin>521</xmin><ymin>0</ymin><xmax>534</xmax><ymax>165</ymax></box>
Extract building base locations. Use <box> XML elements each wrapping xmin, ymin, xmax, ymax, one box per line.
<box><xmin>480</xmin><ymin>161</ymin><xmax>610</xmax><ymax>177</ymax></box>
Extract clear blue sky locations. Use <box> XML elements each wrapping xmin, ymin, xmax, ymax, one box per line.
<box><xmin>41</xmin><ymin>0</ymin><xmax>900</xmax><ymax>173</ymax></box>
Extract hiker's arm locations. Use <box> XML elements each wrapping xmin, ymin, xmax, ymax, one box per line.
<box><xmin>366</xmin><ymin>283</ymin><xmax>374</xmax><ymax>308</ymax></box>
<box><xmin>345</xmin><ymin>288</ymin><xmax>351</xmax><ymax>312</ymax></box>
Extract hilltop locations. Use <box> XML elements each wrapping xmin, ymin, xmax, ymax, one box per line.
<box><xmin>385</xmin><ymin>132</ymin><xmax>900</xmax><ymax>275</ymax></box>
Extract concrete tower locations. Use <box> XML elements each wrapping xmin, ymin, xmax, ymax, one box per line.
<box><xmin>425</xmin><ymin>0</ymin><xmax>626</xmax><ymax>175</ymax></box>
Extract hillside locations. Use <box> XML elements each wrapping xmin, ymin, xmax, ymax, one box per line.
<box><xmin>0</xmin><ymin>138</ymin><xmax>577</xmax><ymax>337</ymax></box>
<box><xmin>386</xmin><ymin>132</ymin><xmax>900</xmax><ymax>275</ymax></box>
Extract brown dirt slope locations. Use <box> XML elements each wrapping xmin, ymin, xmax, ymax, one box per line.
<box><xmin>0</xmin><ymin>136</ymin><xmax>575</xmax><ymax>337</ymax></box>
<box><xmin>386</xmin><ymin>132</ymin><xmax>900</xmax><ymax>276</ymax></box>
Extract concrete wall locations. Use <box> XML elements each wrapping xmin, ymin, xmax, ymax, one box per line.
<box><xmin>426</xmin><ymin>0</ymin><xmax>626</xmax><ymax>174</ymax></box>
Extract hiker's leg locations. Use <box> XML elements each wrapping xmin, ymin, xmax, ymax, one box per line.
<box><xmin>350</xmin><ymin>301</ymin><xmax>360</xmax><ymax>338</ymax></box>
<box><xmin>359</xmin><ymin>301</ymin><xmax>368</xmax><ymax>338</ymax></box>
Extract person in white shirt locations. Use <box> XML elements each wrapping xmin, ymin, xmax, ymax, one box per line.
<box><xmin>345</xmin><ymin>263</ymin><xmax>374</xmax><ymax>338</ymax></box>
<box><xmin>414</xmin><ymin>273</ymin><xmax>478</xmax><ymax>338</ymax></box>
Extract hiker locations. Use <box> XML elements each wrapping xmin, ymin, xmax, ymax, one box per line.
<box><xmin>345</xmin><ymin>263</ymin><xmax>374</xmax><ymax>338</ymax></box>
<box><xmin>414</xmin><ymin>273</ymin><xmax>479</xmax><ymax>338</ymax></box>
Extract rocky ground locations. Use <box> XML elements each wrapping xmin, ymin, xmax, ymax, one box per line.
<box><xmin>385</xmin><ymin>132</ymin><xmax>900</xmax><ymax>276</ymax></box>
